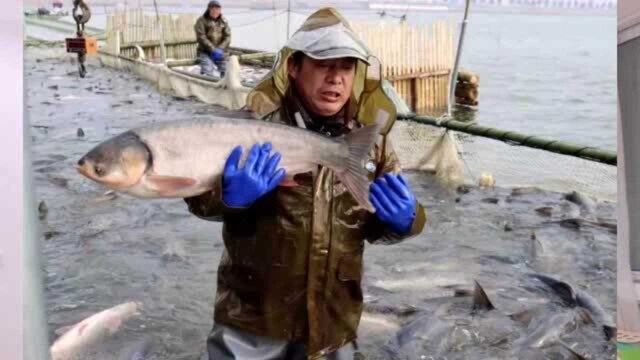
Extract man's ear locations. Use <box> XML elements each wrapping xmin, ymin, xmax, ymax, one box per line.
<box><xmin>287</xmin><ymin>57</ymin><xmax>299</xmax><ymax>80</ymax></box>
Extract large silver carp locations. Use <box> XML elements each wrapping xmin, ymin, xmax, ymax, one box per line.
<box><xmin>76</xmin><ymin>117</ymin><xmax>382</xmax><ymax>211</ymax></box>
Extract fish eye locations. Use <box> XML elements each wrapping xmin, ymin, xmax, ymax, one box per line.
<box><xmin>94</xmin><ymin>165</ymin><xmax>105</xmax><ymax>177</ymax></box>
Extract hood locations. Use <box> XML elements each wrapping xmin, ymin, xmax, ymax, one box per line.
<box><xmin>246</xmin><ymin>7</ymin><xmax>397</xmax><ymax>135</ymax></box>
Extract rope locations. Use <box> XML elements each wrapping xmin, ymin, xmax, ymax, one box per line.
<box><xmin>397</xmin><ymin>113</ymin><xmax>617</xmax><ymax>166</ymax></box>
<box><xmin>231</xmin><ymin>10</ymin><xmax>288</xmax><ymax>28</ymax></box>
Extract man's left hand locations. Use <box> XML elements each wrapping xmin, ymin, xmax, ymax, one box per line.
<box><xmin>369</xmin><ymin>173</ymin><xmax>417</xmax><ymax>235</ymax></box>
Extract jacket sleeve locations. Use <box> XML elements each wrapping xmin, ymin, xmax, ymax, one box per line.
<box><xmin>194</xmin><ymin>17</ymin><xmax>216</xmax><ymax>53</ymax></box>
<box><xmin>218</xmin><ymin>18</ymin><xmax>231</xmax><ymax>49</ymax></box>
<box><xmin>365</xmin><ymin>135</ymin><xmax>427</xmax><ymax>245</ymax></box>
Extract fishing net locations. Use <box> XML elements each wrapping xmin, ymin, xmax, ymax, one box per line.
<box><xmin>388</xmin><ymin>119</ymin><xmax>616</xmax><ymax>202</ymax></box>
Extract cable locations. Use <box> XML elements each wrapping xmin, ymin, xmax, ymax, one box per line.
<box><xmin>231</xmin><ymin>10</ymin><xmax>287</xmax><ymax>29</ymax></box>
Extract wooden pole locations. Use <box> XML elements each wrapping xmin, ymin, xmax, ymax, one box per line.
<box><xmin>448</xmin><ymin>0</ymin><xmax>471</xmax><ymax>116</ymax></box>
<box><xmin>153</xmin><ymin>0</ymin><xmax>167</xmax><ymax>64</ymax></box>
<box><xmin>286</xmin><ymin>0</ymin><xmax>291</xmax><ymax>39</ymax></box>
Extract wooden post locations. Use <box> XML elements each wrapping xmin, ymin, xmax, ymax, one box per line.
<box><xmin>411</xmin><ymin>78</ymin><xmax>417</xmax><ymax>111</ymax></box>
<box><xmin>153</xmin><ymin>0</ymin><xmax>167</xmax><ymax>64</ymax></box>
<box><xmin>448</xmin><ymin>0</ymin><xmax>471</xmax><ymax>116</ymax></box>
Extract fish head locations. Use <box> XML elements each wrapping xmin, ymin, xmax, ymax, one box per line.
<box><xmin>111</xmin><ymin>301</ymin><xmax>143</xmax><ymax>318</ymax></box>
<box><xmin>77</xmin><ymin>132</ymin><xmax>150</xmax><ymax>190</ymax></box>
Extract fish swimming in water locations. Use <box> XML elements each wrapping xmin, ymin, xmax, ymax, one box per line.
<box><xmin>50</xmin><ymin>301</ymin><xmax>142</xmax><ymax>360</ymax></box>
<box><xmin>76</xmin><ymin>117</ymin><xmax>384</xmax><ymax>211</ymax></box>
<box><xmin>383</xmin><ymin>281</ymin><xmax>516</xmax><ymax>358</ymax></box>
<box><xmin>527</xmin><ymin>273</ymin><xmax>616</xmax><ymax>341</ymax></box>
<box><xmin>383</xmin><ymin>276</ymin><xmax>614</xmax><ymax>359</ymax></box>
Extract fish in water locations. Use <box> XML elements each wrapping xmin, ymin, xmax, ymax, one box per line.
<box><xmin>384</xmin><ymin>276</ymin><xmax>614</xmax><ymax>360</ymax></box>
<box><xmin>564</xmin><ymin>191</ymin><xmax>596</xmax><ymax>215</ymax></box>
<box><xmin>50</xmin><ymin>301</ymin><xmax>142</xmax><ymax>360</ymax></box>
<box><xmin>76</xmin><ymin>117</ymin><xmax>385</xmax><ymax>211</ymax></box>
<box><xmin>383</xmin><ymin>281</ymin><xmax>517</xmax><ymax>358</ymax></box>
<box><xmin>527</xmin><ymin>273</ymin><xmax>616</xmax><ymax>341</ymax></box>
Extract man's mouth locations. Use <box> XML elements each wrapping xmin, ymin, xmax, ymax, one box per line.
<box><xmin>320</xmin><ymin>91</ymin><xmax>341</xmax><ymax>102</ymax></box>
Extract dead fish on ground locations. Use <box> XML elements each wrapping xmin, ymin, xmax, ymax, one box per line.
<box><xmin>50</xmin><ymin>301</ymin><xmax>142</xmax><ymax>360</ymax></box>
<box><xmin>76</xmin><ymin>117</ymin><xmax>385</xmax><ymax>211</ymax></box>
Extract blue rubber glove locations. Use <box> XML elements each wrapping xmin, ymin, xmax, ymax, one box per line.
<box><xmin>222</xmin><ymin>143</ymin><xmax>286</xmax><ymax>208</ymax></box>
<box><xmin>210</xmin><ymin>48</ymin><xmax>224</xmax><ymax>61</ymax></box>
<box><xmin>369</xmin><ymin>173</ymin><xmax>417</xmax><ymax>235</ymax></box>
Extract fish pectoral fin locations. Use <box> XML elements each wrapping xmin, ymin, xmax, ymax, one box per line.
<box><xmin>54</xmin><ymin>325</ymin><xmax>75</xmax><ymax>336</ymax></box>
<box><xmin>509</xmin><ymin>309</ymin><xmax>536</xmax><ymax>326</ymax></box>
<box><xmin>145</xmin><ymin>175</ymin><xmax>197</xmax><ymax>196</ymax></box>
<box><xmin>557</xmin><ymin>340</ymin><xmax>587</xmax><ymax>360</ymax></box>
<box><xmin>279</xmin><ymin>179</ymin><xmax>299</xmax><ymax>187</ymax></box>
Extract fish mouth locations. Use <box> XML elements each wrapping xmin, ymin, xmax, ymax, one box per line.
<box><xmin>75</xmin><ymin>162</ymin><xmax>101</xmax><ymax>183</ymax></box>
<box><xmin>75</xmin><ymin>164</ymin><xmax>91</xmax><ymax>178</ymax></box>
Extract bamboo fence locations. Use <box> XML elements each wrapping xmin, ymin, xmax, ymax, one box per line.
<box><xmin>351</xmin><ymin>20</ymin><xmax>455</xmax><ymax>113</ymax></box>
<box><xmin>106</xmin><ymin>9</ymin><xmax>200</xmax><ymax>60</ymax></box>
<box><xmin>105</xmin><ymin>10</ymin><xmax>456</xmax><ymax>111</ymax></box>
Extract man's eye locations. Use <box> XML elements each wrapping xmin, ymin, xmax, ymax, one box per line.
<box><xmin>341</xmin><ymin>63</ymin><xmax>355</xmax><ymax>70</ymax></box>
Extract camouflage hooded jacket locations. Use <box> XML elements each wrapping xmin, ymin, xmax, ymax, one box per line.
<box><xmin>185</xmin><ymin>7</ymin><xmax>427</xmax><ymax>359</ymax></box>
<box><xmin>184</xmin><ymin>100</ymin><xmax>426</xmax><ymax>359</ymax></box>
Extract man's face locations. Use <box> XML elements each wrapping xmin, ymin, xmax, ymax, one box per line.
<box><xmin>288</xmin><ymin>56</ymin><xmax>356</xmax><ymax>117</ymax></box>
<box><xmin>209</xmin><ymin>6</ymin><xmax>221</xmax><ymax>18</ymax></box>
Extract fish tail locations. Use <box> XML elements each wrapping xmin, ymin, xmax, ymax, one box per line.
<box><xmin>330</xmin><ymin>123</ymin><xmax>381</xmax><ymax>212</ymax></box>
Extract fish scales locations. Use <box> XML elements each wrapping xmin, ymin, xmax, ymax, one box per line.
<box><xmin>136</xmin><ymin>119</ymin><xmax>343</xmax><ymax>182</ymax></box>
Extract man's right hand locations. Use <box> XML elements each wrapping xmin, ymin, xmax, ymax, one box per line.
<box><xmin>210</xmin><ymin>48</ymin><xmax>224</xmax><ymax>61</ymax></box>
<box><xmin>222</xmin><ymin>143</ymin><xmax>286</xmax><ymax>208</ymax></box>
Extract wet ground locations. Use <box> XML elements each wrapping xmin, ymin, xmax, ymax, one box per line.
<box><xmin>26</xmin><ymin>47</ymin><xmax>615</xmax><ymax>359</ymax></box>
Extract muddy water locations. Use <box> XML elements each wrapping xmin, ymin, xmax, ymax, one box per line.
<box><xmin>26</xmin><ymin>48</ymin><xmax>615</xmax><ymax>359</ymax></box>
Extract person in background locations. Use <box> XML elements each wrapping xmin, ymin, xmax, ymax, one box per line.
<box><xmin>194</xmin><ymin>0</ymin><xmax>231</xmax><ymax>78</ymax></box>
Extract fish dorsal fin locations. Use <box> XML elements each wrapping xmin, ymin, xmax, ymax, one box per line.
<box><xmin>472</xmin><ymin>280</ymin><xmax>495</xmax><ymax>312</ymax></box>
<box><xmin>576</xmin><ymin>307</ymin><xmax>594</xmax><ymax>325</ymax></box>
<box><xmin>603</xmin><ymin>325</ymin><xmax>617</xmax><ymax>342</ymax></box>
<box><xmin>529</xmin><ymin>274</ymin><xmax>577</xmax><ymax>307</ymax></box>
<box><xmin>54</xmin><ymin>324</ymin><xmax>76</xmax><ymax>337</ymax></box>
<box><xmin>509</xmin><ymin>309</ymin><xmax>536</xmax><ymax>326</ymax></box>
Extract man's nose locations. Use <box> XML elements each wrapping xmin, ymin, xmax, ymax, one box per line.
<box><xmin>326</xmin><ymin>70</ymin><xmax>342</xmax><ymax>84</ymax></box>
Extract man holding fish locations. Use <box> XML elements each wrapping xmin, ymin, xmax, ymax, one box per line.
<box><xmin>185</xmin><ymin>8</ymin><xmax>426</xmax><ymax>360</ymax></box>
<box><xmin>76</xmin><ymin>7</ymin><xmax>426</xmax><ymax>360</ymax></box>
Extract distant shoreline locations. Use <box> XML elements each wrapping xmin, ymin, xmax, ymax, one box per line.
<box><xmin>24</xmin><ymin>1</ymin><xmax>616</xmax><ymax>18</ymax></box>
